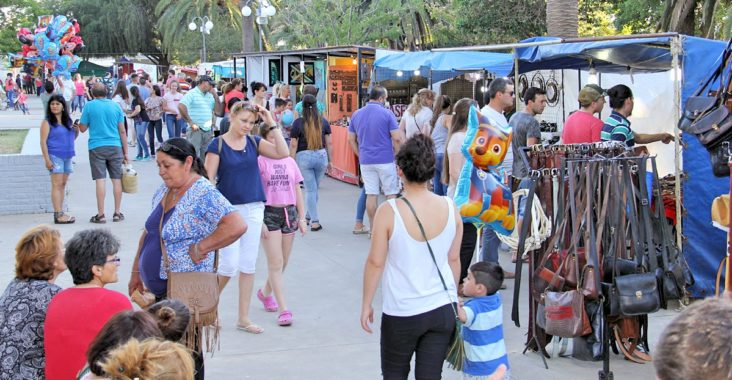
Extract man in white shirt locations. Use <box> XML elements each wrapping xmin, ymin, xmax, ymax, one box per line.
<box><xmin>479</xmin><ymin>77</ymin><xmax>516</xmax><ymax>279</ymax></box>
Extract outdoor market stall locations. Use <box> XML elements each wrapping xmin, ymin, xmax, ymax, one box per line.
<box><xmin>232</xmin><ymin>46</ymin><xmax>377</xmax><ymax>185</ymax></box>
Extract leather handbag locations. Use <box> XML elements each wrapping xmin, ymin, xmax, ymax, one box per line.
<box><xmin>602</xmin><ymin>257</ymin><xmax>637</xmax><ymax>279</ymax></box>
<box><xmin>614</xmin><ymin>272</ymin><xmax>661</xmax><ymax>316</ymax></box>
<box><xmin>544</xmin><ymin>289</ymin><xmax>592</xmax><ymax>338</ymax></box>
<box><xmin>160</xmin><ymin>193</ymin><xmax>220</xmax><ymax>351</ymax></box>
<box><xmin>710</xmin><ymin>140</ymin><xmax>732</xmax><ymax>177</ymax></box>
<box><xmin>581</xmin><ymin>265</ymin><xmax>599</xmax><ymax>300</ymax></box>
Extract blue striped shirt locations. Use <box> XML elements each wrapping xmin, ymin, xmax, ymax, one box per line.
<box><xmin>462</xmin><ymin>294</ymin><xmax>510</xmax><ymax>376</ymax></box>
<box><xmin>179</xmin><ymin>87</ymin><xmax>215</xmax><ymax>131</ymax></box>
<box><xmin>600</xmin><ymin>110</ymin><xmax>635</xmax><ymax>147</ymax></box>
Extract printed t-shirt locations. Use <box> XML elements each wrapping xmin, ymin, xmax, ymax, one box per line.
<box><xmin>289</xmin><ymin>117</ymin><xmax>332</xmax><ymax>153</ymax></box>
<box><xmin>258</xmin><ymin>156</ymin><xmax>304</xmax><ymax>206</ymax></box>
<box><xmin>180</xmin><ymin>87</ymin><xmax>215</xmax><ymax>131</ymax></box>
<box><xmin>562</xmin><ymin>111</ymin><xmax>603</xmax><ymax>144</ymax></box>
<box><xmin>348</xmin><ymin>102</ymin><xmax>399</xmax><ymax>165</ymax></box>
<box><xmin>206</xmin><ymin>136</ymin><xmax>265</xmax><ymax>205</ymax></box>
<box><xmin>163</xmin><ymin>91</ymin><xmax>183</xmax><ymax>115</ymax></box>
<box><xmin>44</xmin><ymin>288</ymin><xmax>132</xmax><ymax>380</ymax></box>
<box><xmin>80</xmin><ymin>98</ymin><xmax>124</xmax><ymax>150</ymax></box>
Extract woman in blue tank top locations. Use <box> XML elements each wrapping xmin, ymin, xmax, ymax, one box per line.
<box><xmin>40</xmin><ymin>94</ymin><xmax>78</xmax><ymax>224</ymax></box>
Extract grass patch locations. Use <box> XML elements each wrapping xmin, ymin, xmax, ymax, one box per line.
<box><xmin>0</xmin><ymin>129</ymin><xmax>29</xmax><ymax>154</ymax></box>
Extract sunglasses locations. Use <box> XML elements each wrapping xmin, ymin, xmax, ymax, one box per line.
<box><xmin>106</xmin><ymin>257</ymin><xmax>121</xmax><ymax>264</ymax></box>
<box><xmin>159</xmin><ymin>142</ymin><xmax>187</xmax><ymax>155</ymax></box>
<box><xmin>230</xmin><ymin>101</ymin><xmax>260</xmax><ymax>114</ymax></box>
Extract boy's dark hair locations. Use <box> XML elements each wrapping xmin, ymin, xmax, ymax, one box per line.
<box><xmin>274</xmin><ymin>98</ymin><xmax>287</xmax><ymax>108</ymax></box>
<box><xmin>469</xmin><ymin>261</ymin><xmax>504</xmax><ymax>295</ymax></box>
<box><xmin>227</xmin><ymin>97</ymin><xmax>241</xmax><ymax>112</ymax></box>
<box><xmin>44</xmin><ymin>80</ymin><xmax>54</xmax><ymax>93</ymax></box>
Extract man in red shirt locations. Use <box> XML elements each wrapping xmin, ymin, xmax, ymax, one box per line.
<box><xmin>561</xmin><ymin>84</ymin><xmax>606</xmax><ymax>144</ymax></box>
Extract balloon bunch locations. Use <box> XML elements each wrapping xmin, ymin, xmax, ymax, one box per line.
<box><xmin>454</xmin><ymin>106</ymin><xmax>516</xmax><ymax>235</ymax></box>
<box><xmin>14</xmin><ymin>15</ymin><xmax>84</xmax><ymax>79</ymax></box>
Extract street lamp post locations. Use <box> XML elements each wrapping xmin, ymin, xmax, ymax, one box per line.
<box><xmin>189</xmin><ymin>16</ymin><xmax>214</xmax><ymax>63</ymax></box>
<box><xmin>241</xmin><ymin>0</ymin><xmax>277</xmax><ymax>51</ymax></box>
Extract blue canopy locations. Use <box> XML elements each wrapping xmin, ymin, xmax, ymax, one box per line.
<box><xmin>373</xmin><ymin>50</ymin><xmax>514</xmax><ymax>77</ymax></box>
<box><xmin>515</xmin><ymin>36</ymin><xmax>675</xmax><ymax>74</ymax></box>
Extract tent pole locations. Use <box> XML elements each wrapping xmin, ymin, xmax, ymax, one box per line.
<box><xmin>513</xmin><ymin>49</ymin><xmax>519</xmax><ymax>111</ymax></box>
<box><xmin>671</xmin><ymin>36</ymin><xmax>683</xmax><ymax>251</ymax></box>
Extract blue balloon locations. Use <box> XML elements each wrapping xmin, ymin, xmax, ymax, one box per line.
<box><xmin>48</xmin><ymin>16</ymin><xmax>70</xmax><ymax>40</ymax></box>
<box><xmin>34</xmin><ymin>32</ymin><xmax>50</xmax><ymax>52</ymax></box>
<box><xmin>281</xmin><ymin>109</ymin><xmax>294</xmax><ymax>126</ymax></box>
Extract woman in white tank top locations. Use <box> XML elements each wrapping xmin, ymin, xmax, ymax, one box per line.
<box><xmin>361</xmin><ymin>134</ymin><xmax>463</xmax><ymax>379</ymax></box>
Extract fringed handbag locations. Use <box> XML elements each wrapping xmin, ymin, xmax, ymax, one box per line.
<box><xmin>400</xmin><ymin>197</ymin><xmax>465</xmax><ymax>371</ymax></box>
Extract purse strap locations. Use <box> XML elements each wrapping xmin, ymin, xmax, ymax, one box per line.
<box><xmin>159</xmin><ymin>182</ymin><xmax>219</xmax><ymax>274</ymax></box>
<box><xmin>399</xmin><ymin>196</ymin><xmax>459</xmax><ymax>319</ymax></box>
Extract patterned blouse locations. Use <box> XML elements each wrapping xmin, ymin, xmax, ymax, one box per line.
<box><xmin>150</xmin><ymin>177</ymin><xmax>236</xmax><ymax>279</ymax></box>
<box><xmin>0</xmin><ymin>279</ymin><xmax>62</xmax><ymax>379</ymax></box>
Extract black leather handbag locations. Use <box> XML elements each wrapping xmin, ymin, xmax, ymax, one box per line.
<box><xmin>710</xmin><ymin>141</ymin><xmax>732</xmax><ymax>177</ymax></box>
<box><xmin>615</xmin><ymin>272</ymin><xmax>661</xmax><ymax>316</ymax></box>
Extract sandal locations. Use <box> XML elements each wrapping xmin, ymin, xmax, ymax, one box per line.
<box><xmin>54</xmin><ymin>212</ymin><xmax>76</xmax><ymax>224</ymax></box>
<box><xmin>90</xmin><ymin>214</ymin><xmax>106</xmax><ymax>224</ymax></box>
<box><xmin>352</xmin><ymin>226</ymin><xmax>369</xmax><ymax>235</ymax></box>
<box><xmin>311</xmin><ymin>223</ymin><xmax>323</xmax><ymax>232</ymax></box>
<box><xmin>113</xmin><ymin>212</ymin><xmax>125</xmax><ymax>222</ymax></box>
<box><xmin>236</xmin><ymin>323</ymin><xmax>264</xmax><ymax>334</ymax></box>
<box><xmin>278</xmin><ymin>310</ymin><xmax>293</xmax><ymax>326</ymax></box>
<box><xmin>257</xmin><ymin>289</ymin><xmax>278</xmax><ymax>312</ymax></box>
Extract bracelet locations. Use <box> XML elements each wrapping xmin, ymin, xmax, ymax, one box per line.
<box><xmin>193</xmin><ymin>243</ymin><xmax>200</xmax><ymax>257</ymax></box>
<box><xmin>131</xmin><ymin>270</ymin><xmax>140</xmax><ymax>273</ymax></box>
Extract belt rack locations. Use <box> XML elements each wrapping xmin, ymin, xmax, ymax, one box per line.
<box><xmin>511</xmin><ymin>143</ymin><xmax>692</xmax><ymax>379</ymax></box>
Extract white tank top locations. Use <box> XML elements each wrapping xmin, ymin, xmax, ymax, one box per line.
<box><xmin>381</xmin><ymin>197</ymin><xmax>458</xmax><ymax>317</ymax></box>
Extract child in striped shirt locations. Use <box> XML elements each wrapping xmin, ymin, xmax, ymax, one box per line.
<box><xmin>458</xmin><ymin>262</ymin><xmax>510</xmax><ymax>380</ymax></box>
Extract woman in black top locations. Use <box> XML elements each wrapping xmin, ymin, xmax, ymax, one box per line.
<box><xmin>289</xmin><ymin>94</ymin><xmax>333</xmax><ymax>231</ymax></box>
<box><xmin>128</xmin><ymin>86</ymin><xmax>150</xmax><ymax>161</ymax></box>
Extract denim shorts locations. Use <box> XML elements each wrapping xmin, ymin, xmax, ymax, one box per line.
<box><xmin>49</xmin><ymin>154</ymin><xmax>73</xmax><ymax>174</ymax></box>
<box><xmin>263</xmin><ymin>205</ymin><xmax>299</xmax><ymax>234</ymax></box>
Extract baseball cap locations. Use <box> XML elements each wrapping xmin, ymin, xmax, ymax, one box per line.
<box><xmin>197</xmin><ymin>75</ymin><xmax>215</xmax><ymax>85</ymax></box>
<box><xmin>578</xmin><ymin>84</ymin><xmax>606</xmax><ymax>107</ymax></box>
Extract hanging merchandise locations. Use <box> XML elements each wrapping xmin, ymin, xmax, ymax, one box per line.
<box><xmin>545</xmin><ymin>71</ymin><xmax>560</xmax><ymax>107</ymax></box>
<box><xmin>510</xmin><ymin>143</ymin><xmax>692</xmax><ymax>373</ymax></box>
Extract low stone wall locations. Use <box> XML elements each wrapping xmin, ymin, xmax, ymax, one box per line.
<box><xmin>0</xmin><ymin>153</ymin><xmax>53</xmax><ymax>215</ymax></box>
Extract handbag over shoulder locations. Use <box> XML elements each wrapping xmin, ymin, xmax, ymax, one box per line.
<box><xmin>160</xmin><ymin>189</ymin><xmax>221</xmax><ymax>352</ymax></box>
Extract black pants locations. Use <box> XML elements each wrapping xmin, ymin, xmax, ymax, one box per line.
<box><xmin>460</xmin><ymin>223</ymin><xmax>478</xmax><ymax>284</ymax></box>
<box><xmin>147</xmin><ymin>119</ymin><xmax>164</xmax><ymax>154</ymax></box>
<box><xmin>380</xmin><ymin>303</ymin><xmax>455</xmax><ymax>380</ymax></box>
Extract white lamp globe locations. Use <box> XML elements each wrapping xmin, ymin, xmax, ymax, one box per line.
<box><xmin>242</xmin><ymin>6</ymin><xmax>252</xmax><ymax>17</ymax></box>
<box><xmin>266</xmin><ymin>5</ymin><xmax>276</xmax><ymax>16</ymax></box>
<box><xmin>205</xmin><ymin>20</ymin><xmax>214</xmax><ymax>31</ymax></box>
<box><xmin>188</xmin><ymin>22</ymin><xmax>197</xmax><ymax>31</ymax></box>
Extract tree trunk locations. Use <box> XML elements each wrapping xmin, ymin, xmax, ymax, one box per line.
<box><xmin>546</xmin><ymin>0</ymin><xmax>578</xmax><ymax>38</ymax></box>
<box><xmin>240</xmin><ymin>0</ymin><xmax>255</xmax><ymax>52</ymax></box>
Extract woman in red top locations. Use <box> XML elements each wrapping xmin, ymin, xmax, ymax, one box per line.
<box><xmin>71</xmin><ymin>74</ymin><xmax>87</xmax><ymax>114</ymax></box>
<box><xmin>223</xmin><ymin>78</ymin><xmax>246</xmax><ymax>113</ymax></box>
<box><xmin>44</xmin><ymin>229</ymin><xmax>132</xmax><ymax>380</ymax></box>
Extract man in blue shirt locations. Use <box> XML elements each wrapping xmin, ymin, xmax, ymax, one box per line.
<box><xmin>79</xmin><ymin>83</ymin><xmax>129</xmax><ymax>224</ymax></box>
<box><xmin>179</xmin><ymin>75</ymin><xmax>223</xmax><ymax>161</ymax></box>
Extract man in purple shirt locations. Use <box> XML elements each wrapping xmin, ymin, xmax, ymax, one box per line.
<box><xmin>348</xmin><ymin>86</ymin><xmax>402</xmax><ymax>233</ymax></box>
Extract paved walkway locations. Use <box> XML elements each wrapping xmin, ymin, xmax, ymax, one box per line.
<box><xmin>0</xmin><ymin>100</ymin><xmax>678</xmax><ymax>379</ymax></box>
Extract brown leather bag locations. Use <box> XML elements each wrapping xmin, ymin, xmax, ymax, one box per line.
<box><xmin>544</xmin><ymin>289</ymin><xmax>592</xmax><ymax>338</ymax></box>
<box><xmin>160</xmin><ymin>194</ymin><xmax>220</xmax><ymax>352</ymax></box>
<box><xmin>581</xmin><ymin>265</ymin><xmax>599</xmax><ymax>300</ymax></box>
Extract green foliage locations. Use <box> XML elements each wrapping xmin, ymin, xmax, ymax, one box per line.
<box><xmin>0</xmin><ymin>0</ymin><xmax>51</xmax><ymax>56</ymax></box>
<box><xmin>614</xmin><ymin>0</ymin><xmax>664</xmax><ymax>33</ymax></box>
<box><xmin>449</xmin><ymin>0</ymin><xmax>547</xmax><ymax>45</ymax></box>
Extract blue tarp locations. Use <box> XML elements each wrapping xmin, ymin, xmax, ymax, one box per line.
<box><xmin>213</xmin><ymin>65</ymin><xmax>245</xmax><ymax>78</ymax></box>
<box><xmin>373</xmin><ymin>50</ymin><xmax>514</xmax><ymax>82</ymax></box>
<box><xmin>516</xmin><ymin>36</ymin><xmax>675</xmax><ymax>74</ymax></box>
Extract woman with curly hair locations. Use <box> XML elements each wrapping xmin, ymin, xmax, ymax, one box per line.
<box><xmin>0</xmin><ymin>225</ymin><xmax>67</xmax><ymax>379</ymax></box>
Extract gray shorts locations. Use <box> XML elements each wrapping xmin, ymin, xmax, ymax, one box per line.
<box><xmin>89</xmin><ymin>146</ymin><xmax>123</xmax><ymax>180</ymax></box>
<box><xmin>361</xmin><ymin>163</ymin><xmax>400</xmax><ymax>196</ymax></box>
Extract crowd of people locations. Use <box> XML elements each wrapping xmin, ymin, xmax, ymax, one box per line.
<box><xmin>2</xmin><ymin>69</ymin><xmax>719</xmax><ymax>379</ymax></box>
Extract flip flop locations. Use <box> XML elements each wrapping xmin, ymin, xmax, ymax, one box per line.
<box><xmin>236</xmin><ymin>323</ymin><xmax>264</xmax><ymax>334</ymax></box>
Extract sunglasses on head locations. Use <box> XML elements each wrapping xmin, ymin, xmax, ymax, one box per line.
<box><xmin>159</xmin><ymin>141</ymin><xmax>188</xmax><ymax>155</ymax></box>
<box><xmin>231</xmin><ymin>101</ymin><xmax>259</xmax><ymax>113</ymax></box>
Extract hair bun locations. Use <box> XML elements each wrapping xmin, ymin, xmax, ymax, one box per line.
<box><xmin>155</xmin><ymin>306</ymin><xmax>176</xmax><ymax>330</ymax></box>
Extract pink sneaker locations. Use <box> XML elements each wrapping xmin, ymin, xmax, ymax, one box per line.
<box><xmin>257</xmin><ymin>289</ymin><xmax>278</xmax><ymax>312</ymax></box>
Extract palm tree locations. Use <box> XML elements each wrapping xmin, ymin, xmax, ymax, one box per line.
<box><xmin>155</xmin><ymin>0</ymin><xmax>242</xmax><ymax>56</ymax></box>
<box><xmin>546</xmin><ymin>0</ymin><xmax>578</xmax><ymax>38</ymax></box>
